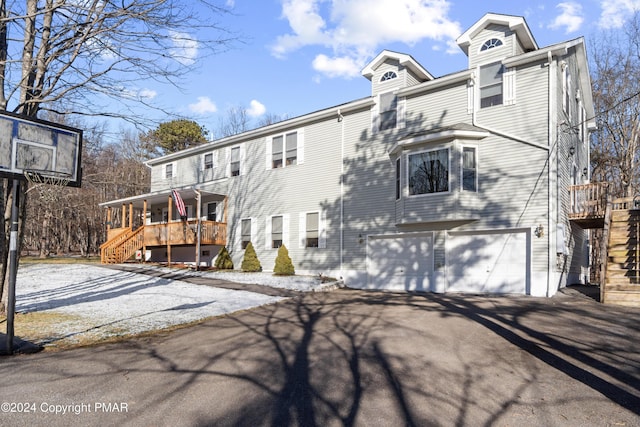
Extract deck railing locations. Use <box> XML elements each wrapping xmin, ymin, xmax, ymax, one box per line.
<box><xmin>569</xmin><ymin>182</ymin><xmax>609</xmax><ymax>220</ymax></box>
<box><xmin>143</xmin><ymin>220</ymin><xmax>226</xmax><ymax>246</ymax></box>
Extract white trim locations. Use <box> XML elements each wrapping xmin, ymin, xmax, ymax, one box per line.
<box><xmin>298</xmin><ymin>128</ymin><xmax>305</xmax><ymax>165</ymax></box>
<box><xmin>265</xmin><ymin>136</ymin><xmax>272</xmax><ymax>170</ymax></box>
<box><xmin>299</xmin><ymin>212</ymin><xmax>306</xmax><ymax>249</ymax></box>
<box><xmin>319</xmin><ymin>210</ymin><xmax>327</xmax><ymax>249</ymax></box>
<box><xmin>265</xmin><ymin>216</ymin><xmax>272</xmax><ymax>250</ymax></box>
<box><xmin>283</xmin><ymin>214</ymin><xmax>290</xmax><ymax>248</ymax></box>
<box><xmin>503</xmin><ymin>67</ymin><xmax>516</xmax><ymax>105</ymax></box>
<box><xmin>397</xmin><ymin>97</ymin><xmax>406</xmax><ymax>129</ymax></box>
<box><xmin>240</xmin><ymin>143</ymin><xmax>247</xmax><ymax>176</ymax></box>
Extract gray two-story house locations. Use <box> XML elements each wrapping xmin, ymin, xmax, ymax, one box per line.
<box><xmin>100</xmin><ymin>13</ymin><xmax>596</xmax><ymax>297</ymax></box>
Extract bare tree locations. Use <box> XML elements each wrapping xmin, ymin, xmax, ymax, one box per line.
<box><xmin>215</xmin><ymin>104</ymin><xmax>251</xmax><ymax>138</ymax></box>
<box><xmin>590</xmin><ymin>15</ymin><xmax>640</xmax><ymax>198</ymax></box>
<box><xmin>0</xmin><ymin>0</ymin><xmax>236</xmax><ymax>312</ymax></box>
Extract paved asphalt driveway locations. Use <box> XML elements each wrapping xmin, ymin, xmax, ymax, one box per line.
<box><xmin>1</xmin><ymin>286</ymin><xmax>639</xmax><ymax>427</ymax></box>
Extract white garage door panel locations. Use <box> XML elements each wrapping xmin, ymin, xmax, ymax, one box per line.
<box><xmin>368</xmin><ymin>235</ymin><xmax>433</xmax><ymax>291</ymax></box>
<box><xmin>447</xmin><ymin>232</ymin><xmax>527</xmax><ymax>294</ymax></box>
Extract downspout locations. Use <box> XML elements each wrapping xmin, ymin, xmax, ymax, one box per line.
<box><xmin>547</xmin><ymin>50</ymin><xmax>555</xmax><ymax>297</ymax></box>
<box><xmin>339</xmin><ymin>109</ymin><xmax>345</xmax><ymax>279</ymax></box>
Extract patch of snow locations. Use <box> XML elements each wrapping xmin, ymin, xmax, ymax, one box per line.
<box><xmin>127</xmin><ymin>265</ymin><xmax>340</xmax><ymax>292</ymax></box>
<box><xmin>15</xmin><ymin>263</ymin><xmax>287</xmax><ymax>346</ymax></box>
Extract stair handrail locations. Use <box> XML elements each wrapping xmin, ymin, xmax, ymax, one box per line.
<box><xmin>99</xmin><ymin>226</ymin><xmax>134</xmax><ymax>250</ymax></box>
<box><xmin>101</xmin><ymin>225</ymin><xmax>145</xmax><ymax>263</ymax></box>
<box><xmin>600</xmin><ymin>195</ymin><xmax>613</xmax><ymax>304</ymax></box>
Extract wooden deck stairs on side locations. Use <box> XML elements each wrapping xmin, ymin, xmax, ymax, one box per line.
<box><xmin>603</xmin><ymin>209</ymin><xmax>640</xmax><ymax>306</ymax></box>
<box><xmin>100</xmin><ymin>226</ymin><xmax>145</xmax><ymax>264</ymax></box>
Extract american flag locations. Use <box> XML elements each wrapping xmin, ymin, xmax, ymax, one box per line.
<box><xmin>171</xmin><ymin>189</ymin><xmax>187</xmax><ymax>219</ymax></box>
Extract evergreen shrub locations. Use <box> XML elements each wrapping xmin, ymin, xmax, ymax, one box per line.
<box><xmin>241</xmin><ymin>242</ymin><xmax>262</xmax><ymax>272</ymax></box>
<box><xmin>273</xmin><ymin>244</ymin><xmax>295</xmax><ymax>276</ymax></box>
<box><xmin>214</xmin><ymin>246</ymin><xmax>234</xmax><ymax>270</ymax></box>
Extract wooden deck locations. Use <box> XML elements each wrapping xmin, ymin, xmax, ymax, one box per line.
<box><xmin>101</xmin><ymin>220</ymin><xmax>226</xmax><ymax>264</ymax></box>
<box><xmin>568</xmin><ymin>182</ymin><xmax>609</xmax><ymax>229</ymax></box>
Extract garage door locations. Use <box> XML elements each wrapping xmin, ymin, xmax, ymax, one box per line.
<box><xmin>447</xmin><ymin>231</ymin><xmax>529</xmax><ymax>294</ymax></box>
<box><xmin>367</xmin><ymin>234</ymin><xmax>433</xmax><ymax>291</ymax></box>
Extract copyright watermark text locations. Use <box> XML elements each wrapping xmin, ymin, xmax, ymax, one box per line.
<box><xmin>1</xmin><ymin>401</ymin><xmax>129</xmax><ymax>415</ymax></box>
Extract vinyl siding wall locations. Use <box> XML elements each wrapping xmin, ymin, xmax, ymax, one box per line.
<box><xmin>468</xmin><ymin>25</ymin><xmax>517</xmax><ymax>69</ymax></box>
<box><xmin>553</xmin><ymin>48</ymin><xmax>590</xmax><ymax>285</ymax></box>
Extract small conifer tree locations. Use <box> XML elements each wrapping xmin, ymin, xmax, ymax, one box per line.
<box><xmin>273</xmin><ymin>244</ymin><xmax>295</xmax><ymax>276</ymax></box>
<box><xmin>241</xmin><ymin>242</ymin><xmax>262</xmax><ymax>272</ymax></box>
<box><xmin>214</xmin><ymin>246</ymin><xmax>234</xmax><ymax>270</ymax></box>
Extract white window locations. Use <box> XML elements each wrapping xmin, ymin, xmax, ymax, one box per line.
<box><xmin>479</xmin><ymin>62</ymin><xmax>504</xmax><ymax>108</ymax></box>
<box><xmin>266</xmin><ymin>129</ymin><xmax>305</xmax><ymax>170</ymax></box>
<box><xmin>480</xmin><ymin>38</ymin><xmax>503</xmax><ymax>51</ymax></box>
<box><xmin>408</xmin><ymin>148</ymin><xmax>450</xmax><ymax>196</ymax></box>
<box><xmin>462</xmin><ymin>147</ymin><xmax>477</xmax><ymax>192</ymax></box>
<box><xmin>201</xmin><ymin>152</ymin><xmax>216</xmax><ymax>181</ymax></box>
<box><xmin>380</xmin><ymin>71</ymin><xmax>397</xmax><ymax>82</ymax></box>
<box><xmin>241</xmin><ymin>218</ymin><xmax>251</xmax><ymax>249</ymax></box>
<box><xmin>230</xmin><ymin>146</ymin><xmax>240</xmax><ymax>177</ymax></box>
<box><xmin>379</xmin><ymin>92</ymin><xmax>398</xmax><ymax>131</ymax></box>
<box><xmin>271</xmin><ymin>216</ymin><xmax>283</xmax><ymax>248</ymax></box>
<box><xmin>299</xmin><ymin>211</ymin><xmax>327</xmax><ymax>249</ymax></box>
<box><xmin>164</xmin><ymin>163</ymin><xmax>174</xmax><ymax>179</ymax></box>
<box><xmin>372</xmin><ymin>91</ymin><xmax>406</xmax><ymax>133</ymax></box>
<box><xmin>266</xmin><ymin>214</ymin><xmax>289</xmax><ymax>249</ymax></box>
<box><xmin>203</xmin><ymin>153</ymin><xmax>214</xmax><ymax>169</ymax></box>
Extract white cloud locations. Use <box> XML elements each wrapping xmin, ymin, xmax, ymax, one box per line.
<box><xmin>312</xmin><ymin>54</ymin><xmax>362</xmax><ymax>78</ymax></box>
<box><xmin>189</xmin><ymin>97</ymin><xmax>217</xmax><ymax>114</ymax></box>
<box><xmin>247</xmin><ymin>100</ymin><xmax>266</xmax><ymax>117</ymax></box>
<box><xmin>169</xmin><ymin>30</ymin><xmax>199</xmax><ymax>65</ymax></box>
<box><xmin>599</xmin><ymin>0</ymin><xmax>640</xmax><ymax>28</ymax></box>
<box><xmin>549</xmin><ymin>2</ymin><xmax>584</xmax><ymax>33</ymax></box>
<box><xmin>271</xmin><ymin>0</ymin><xmax>461</xmax><ymax>78</ymax></box>
<box><xmin>139</xmin><ymin>89</ymin><xmax>157</xmax><ymax>99</ymax></box>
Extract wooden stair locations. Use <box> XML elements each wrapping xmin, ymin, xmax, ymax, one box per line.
<box><xmin>604</xmin><ymin>210</ymin><xmax>640</xmax><ymax>306</ymax></box>
<box><xmin>100</xmin><ymin>226</ymin><xmax>145</xmax><ymax>264</ymax></box>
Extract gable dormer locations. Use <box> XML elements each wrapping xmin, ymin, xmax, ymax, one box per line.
<box><xmin>456</xmin><ymin>13</ymin><xmax>538</xmax><ymax>69</ymax></box>
<box><xmin>362</xmin><ymin>50</ymin><xmax>434</xmax><ymax>96</ymax></box>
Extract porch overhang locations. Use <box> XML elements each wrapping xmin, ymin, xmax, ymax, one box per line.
<box><xmin>99</xmin><ymin>188</ymin><xmax>224</xmax><ymax>209</ymax></box>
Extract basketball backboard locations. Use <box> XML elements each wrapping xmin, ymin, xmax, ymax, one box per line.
<box><xmin>0</xmin><ymin>110</ymin><xmax>82</xmax><ymax>187</ymax></box>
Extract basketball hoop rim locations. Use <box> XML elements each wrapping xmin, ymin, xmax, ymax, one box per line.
<box><xmin>23</xmin><ymin>169</ymin><xmax>73</xmax><ymax>187</ymax></box>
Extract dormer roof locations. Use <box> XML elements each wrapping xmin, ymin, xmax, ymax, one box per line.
<box><xmin>456</xmin><ymin>13</ymin><xmax>538</xmax><ymax>56</ymax></box>
<box><xmin>361</xmin><ymin>50</ymin><xmax>434</xmax><ymax>82</ymax></box>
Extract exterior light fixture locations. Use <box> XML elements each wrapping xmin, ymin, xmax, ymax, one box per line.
<box><xmin>569</xmin><ymin>146</ymin><xmax>575</xmax><ymax>156</ymax></box>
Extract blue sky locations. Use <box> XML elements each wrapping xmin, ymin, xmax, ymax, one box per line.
<box><xmin>126</xmin><ymin>0</ymin><xmax>638</xmax><ymax>138</ymax></box>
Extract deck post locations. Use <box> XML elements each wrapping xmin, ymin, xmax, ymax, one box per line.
<box><xmin>195</xmin><ymin>190</ymin><xmax>202</xmax><ymax>270</ymax></box>
<box><xmin>107</xmin><ymin>207</ymin><xmax>112</xmax><ymax>232</ymax></box>
<box><xmin>121</xmin><ymin>204</ymin><xmax>126</xmax><ymax>229</ymax></box>
<box><xmin>167</xmin><ymin>196</ymin><xmax>172</xmax><ymax>266</ymax></box>
<box><xmin>129</xmin><ymin>203</ymin><xmax>133</xmax><ymax>229</ymax></box>
<box><xmin>143</xmin><ymin>199</ymin><xmax>147</xmax><ymax>263</ymax></box>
